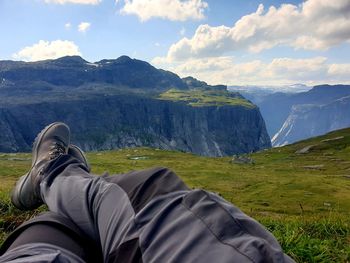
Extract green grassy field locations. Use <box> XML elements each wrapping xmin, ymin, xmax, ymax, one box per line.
<box><xmin>158</xmin><ymin>88</ymin><xmax>255</xmax><ymax>108</ymax></box>
<box><xmin>1</xmin><ymin>128</ymin><xmax>350</xmax><ymax>262</ymax></box>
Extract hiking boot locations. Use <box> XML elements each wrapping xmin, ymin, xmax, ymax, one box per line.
<box><xmin>68</xmin><ymin>145</ymin><xmax>91</xmax><ymax>172</ymax></box>
<box><xmin>11</xmin><ymin>122</ymin><xmax>70</xmax><ymax>210</ymax></box>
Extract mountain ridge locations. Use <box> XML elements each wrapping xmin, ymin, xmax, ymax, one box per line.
<box><xmin>237</xmin><ymin>84</ymin><xmax>350</xmax><ymax>143</ymax></box>
<box><xmin>0</xmin><ymin>55</ymin><xmax>188</xmax><ymax>90</ymax></box>
<box><xmin>0</xmin><ymin>56</ymin><xmax>271</xmax><ymax>156</ymax></box>
<box><xmin>272</xmin><ymin>95</ymin><xmax>350</xmax><ymax>146</ymax></box>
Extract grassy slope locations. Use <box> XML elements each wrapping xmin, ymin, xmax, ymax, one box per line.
<box><xmin>158</xmin><ymin>88</ymin><xmax>255</xmax><ymax>108</ymax></box>
<box><xmin>0</xmin><ymin>128</ymin><xmax>350</xmax><ymax>261</ymax></box>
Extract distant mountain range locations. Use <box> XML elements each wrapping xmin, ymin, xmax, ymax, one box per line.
<box><xmin>272</xmin><ymin>94</ymin><xmax>350</xmax><ymax>146</ymax></box>
<box><xmin>232</xmin><ymin>84</ymin><xmax>350</xmax><ymax>146</ymax></box>
<box><xmin>228</xmin><ymin>84</ymin><xmax>311</xmax><ymax>94</ymax></box>
<box><xmin>0</xmin><ymin>56</ymin><xmax>271</xmax><ymax>156</ymax></box>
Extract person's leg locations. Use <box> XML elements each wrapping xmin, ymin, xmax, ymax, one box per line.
<box><xmin>9</xmin><ymin>122</ymin><xmax>294</xmax><ymax>262</ymax></box>
<box><xmin>103</xmin><ymin>166</ymin><xmax>190</xmax><ymax>213</ymax></box>
<box><xmin>0</xmin><ymin>212</ymin><xmax>102</xmax><ymax>262</ymax></box>
<box><xmin>8</xmin><ymin>121</ymin><xmax>188</xmax><ymax>262</ymax></box>
<box><xmin>39</xmin><ymin>155</ymin><xmax>191</xmax><ymax>261</ymax></box>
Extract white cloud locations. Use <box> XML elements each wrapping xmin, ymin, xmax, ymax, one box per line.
<box><xmin>160</xmin><ymin>0</ymin><xmax>350</xmax><ymax>61</ymax></box>
<box><xmin>78</xmin><ymin>22</ymin><xmax>91</xmax><ymax>33</ymax></box>
<box><xmin>152</xmin><ymin>56</ymin><xmax>350</xmax><ymax>86</ymax></box>
<box><xmin>265</xmin><ymin>57</ymin><xmax>328</xmax><ymax>80</ymax></box>
<box><xmin>44</xmin><ymin>0</ymin><xmax>101</xmax><ymax>4</ymax></box>
<box><xmin>13</xmin><ymin>40</ymin><xmax>81</xmax><ymax>62</ymax></box>
<box><xmin>171</xmin><ymin>56</ymin><xmax>235</xmax><ymax>73</ymax></box>
<box><xmin>328</xmin><ymin>64</ymin><xmax>350</xmax><ymax>81</ymax></box>
<box><xmin>119</xmin><ymin>0</ymin><xmax>208</xmax><ymax>21</ymax></box>
<box><xmin>65</xmin><ymin>22</ymin><xmax>71</xmax><ymax>29</ymax></box>
<box><xmin>328</xmin><ymin>64</ymin><xmax>350</xmax><ymax>76</ymax></box>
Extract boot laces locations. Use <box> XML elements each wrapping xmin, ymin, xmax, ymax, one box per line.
<box><xmin>48</xmin><ymin>142</ymin><xmax>66</xmax><ymax>160</ymax></box>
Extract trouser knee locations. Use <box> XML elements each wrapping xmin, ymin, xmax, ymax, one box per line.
<box><xmin>104</xmin><ymin>166</ymin><xmax>190</xmax><ymax>213</ymax></box>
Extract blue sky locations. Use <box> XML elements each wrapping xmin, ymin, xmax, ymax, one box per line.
<box><xmin>1</xmin><ymin>0</ymin><xmax>350</xmax><ymax>86</ymax></box>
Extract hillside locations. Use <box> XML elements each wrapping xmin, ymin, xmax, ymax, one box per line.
<box><xmin>237</xmin><ymin>85</ymin><xmax>350</xmax><ymax>142</ymax></box>
<box><xmin>272</xmin><ymin>95</ymin><xmax>350</xmax><ymax>146</ymax></box>
<box><xmin>1</xmin><ymin>128</ymin><xmax>349</xmax><ymax>262</ymax></box>
<box><xmin>271</xmin><ymin>86</ymin><xmax>350</xmax><ymax>146</ymax></box>
<box><xmin>0</xmin><ymin>56</ymin><xmax>270</xmax><ymax>156</ymax></box>
<box><xmin>0</xmin><ymin>55</ymin><xmax>186</xmax><ymax>90</ymax></box>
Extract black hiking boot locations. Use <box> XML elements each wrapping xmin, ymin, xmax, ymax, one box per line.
<box><xmin>68</xmin><ymin>145</ymin><xmax>91</xmax><ymax>172</ymax></box>
<box><xmin>11</xmin><ymin>122</ymin><xmax>70</xmax><ymax>210</ymax></box>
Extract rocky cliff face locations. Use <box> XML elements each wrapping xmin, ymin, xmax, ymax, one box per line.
<box><xmin>0</xmin><ymin>55</ymin><xmax>271</xmax><ymax>156</ymax></box>
<box><xmin>0</xmin><ymin>95</ymin><xmax>271</xmax><ymax>156</ymax></box>
<box><xmin>272</xmin><ymin>95</ymin><xmax>350</xmax><ymax>146</ymax></box>
<box><xmin>239</xmin><ymin>84</ymin><xmax>350</xmax><ymax>143</ymax></box>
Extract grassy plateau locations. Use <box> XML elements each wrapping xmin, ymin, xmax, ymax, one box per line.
<box><xmin>158</xmin><ymin>88</ymin><xmax>256</xmax><ymax>108</ymax></box>
<box><xmin>0</xmin><ymin>128</ymin><xmax>350</xmax><ymax>262</ymax></box>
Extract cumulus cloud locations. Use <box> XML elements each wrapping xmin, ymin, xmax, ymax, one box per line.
<box><xmin>159</xmin><ymin>0</ymin><xmax>350</xmax><ymax>61</ymax></box>
<box><xmin>44</xmin><ymin>0</ymin><xmax>101</xmax><ymax>4</ymax></box>
<box><xmin>65</xmin><ymin>22</ymin><xmax>71</xmax><ymax>29</ymax></box>
<box><xmin>328</xmin><ymin>64</ymin><xmax>350</xmax><ymax>81</ymax></box>
<box><xmin>152</xmin><ymin>56</ymin><xmax>350</xmax><ymax>86</ymax></box>
<box><xmin>119</xmin><ymin>0</ymin><xmax>208</xmax><ymax>21</ymax></box>
<box><xmin>13</xmin><ymin>40</ymin><xmax>81</xmax><ymax>62</ymax></box>
<box><xmin>265</xmin><ymin>57</ymin><xmax>328</xmax><ymax>80</ymax></box>
<box><xmin>78</xmin><ymin>22</ymin><xmax>91</xmax><ymax>33</ymax></box>
<box><xmin>328</xmin><ymin>64</ymin><xmax>350</xmax><ymax>75</ymax></box>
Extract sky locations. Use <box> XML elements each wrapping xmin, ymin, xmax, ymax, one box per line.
<box><xmin>1</xmin><ymin>0</ymin><xmax>350</xmax><ymax>86</ymax></box>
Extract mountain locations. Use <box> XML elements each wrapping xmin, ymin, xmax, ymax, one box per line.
<box><xmin>228</xmin><ymin>84</ymin><xmax>311</xmax><ymax>95</ymax></box>
<box><xmin>0</xmin><ymin>56</ymin><xmax>271</xmax><ymax>156</ymax></box>
<box><xmin>272</xmin><ymin>95</ymin><xmax>350</xmax><ymax>146</ymax></box>
<box><xmin>0</xmin><ymin>55</ymin><xmax>186</xmax><ymax>90</ymax></box>
<box><xmin>0</xmin><ymin>94</ymin><xmax>270</xmax><ymax>156</ymax></box>
<box><xmin>235</xmin><ymin>85</ymin><xmax>350</xmax><ymax>144</ymax></box>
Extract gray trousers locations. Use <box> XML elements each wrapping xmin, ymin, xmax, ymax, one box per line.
<box><xmin>0</xmin><ymin>155</ymin><xmax>294</xmax><ymax>262</ymax></box>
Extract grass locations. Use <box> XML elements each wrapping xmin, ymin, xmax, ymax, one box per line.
<box><xmin>158</xmin><ymin>88</ymin><xmax>256</xmax><ymax>108</ymax></box>
<box><xmin>0</xmin><ymin>128</ymin><xmax>350</xmax><ymax>261</ymax></box>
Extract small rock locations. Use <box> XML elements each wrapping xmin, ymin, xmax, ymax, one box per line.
<box><xmin>295</xmin><ymin>145</ymin><xmax>315</xmax><ymax>154</ymax></box>
<box><xmin>302</xmin><ymin>165</ymin><xmax>325</xmax><ymax>170</ymax></box>
<box><xmin>129</xmin><ymin>156</ymin><xmax>149</xmax><ymax>160</ymax></box>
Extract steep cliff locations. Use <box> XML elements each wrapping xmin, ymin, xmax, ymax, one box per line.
<box><xmin>0</xmin><ymin>95</ymin><xmax>270</xmax><ymax>156</ymax></box>
<box><xmin>240</xmin><ymin>85</ymin><xmax>350</xmax><ymax>138</ymax></box>
<box><xmin>0</xmin><ymin>56</ymin><xmax>271</xmax><ymax>156</ymax></box>
<box><xmin>272</xmin><ymin>96</ymin><xmax>350</xmax><ymax>146</ymax></box>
